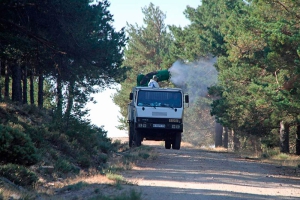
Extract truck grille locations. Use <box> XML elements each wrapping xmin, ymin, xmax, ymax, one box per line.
<box><xmin>152</xmin><ymin>112</ymin><xmax>167</xmax><ymax>116</ymax></box>
<box><xmin>137</xmin><ymin>117</ymin><xmax>181</xmax><ymax>123</ymax></box>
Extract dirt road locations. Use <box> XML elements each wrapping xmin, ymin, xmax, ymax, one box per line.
<box><xmin>121</xmin><ymin>140</ymin><xmax>300</xmax><ymax>200</ymax></box>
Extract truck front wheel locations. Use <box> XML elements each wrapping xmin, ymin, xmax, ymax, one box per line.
<box><xmin>129</xmin><ymin>123</ymin><xmax>134</xmax><ymax>148</ymax></box>
<box><xmin>172</xmin><ymin>132</ymin><xmax>181</xmax><ymax>150</ymax></box>
<box><xmin>134</xmin><ymin>130</ymin><xmax>142</xmax><ymax>147</ymax></box>
<box><xmin>165</xmin><ymin>140</ymin><xmax>171</xmax><ymax>149</ymax></box>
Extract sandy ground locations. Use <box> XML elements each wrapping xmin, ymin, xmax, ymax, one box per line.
<box><xmin>120</xmin><ymin>139</ymin><xmax>300</xmax><ymax>200</ymax></box>
<box><xmin>44</xmin><ymin>138</ymin><xmax>300</xmax><ymax>200</ymax></box>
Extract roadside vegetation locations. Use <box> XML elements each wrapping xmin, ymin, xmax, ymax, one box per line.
<box><xmin>0</xmin><ymin>102</ymin><xmax>153</xmax><ymax>200</ymax></box>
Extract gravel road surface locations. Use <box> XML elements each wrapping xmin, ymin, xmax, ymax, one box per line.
<box><xmin>122</xmin><ymin>140</ymin><xmax>300</xmax><ymax>200</ymax></box>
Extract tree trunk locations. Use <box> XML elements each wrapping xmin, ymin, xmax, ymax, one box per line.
<box><xmin>55</xmin><ymin>74</ymin><xmax>63</xmax><ymax>121</ymax></box>
<box><xmin>11</xmin><ymin>63</ymin><xmax>22</xmax><ymax>103</ymax></box>
<box><xmin>0</xmin><ymin>59</ymin><xmax>2</xmax><ymax>100</ymax></box>
<box><xmin>223</xmin><ymin>127</ymin><xmax>228</xmax><ymax>148</ymax></box>
<box><xmin>38</xmin><ymin>72</ymin><xmax>44</xmax><ymax>108</ymax></box>
<box><xmin>5</xmin><ymin>63</ymin><xmax>10</xmax><ymax>99</ymax></box>
<box><xmin>279</xmin><ymin>121</ymin><xmax>289</xmax><ymax>153</ymax></box>
<box><xmin>64</xmin><ymin>80</ymin><xmax>75</xmax><ymax>127</ymax></box>
<box><xmin>22</xmin><ymin>66</ymin><xmax>28</xmax><ymax>104</ymax></box>
<box><xmin>30</xmin><ymin>70</ymin><xmax>34</xmax><ymax>105</ymax></box>
<box><xmin>296</xmin><ymin>124</ymin><xmax>300</xmax><ymax>155</ymax></box>
<box><xmin>215</xmin><ymin>123</ymin><xmax>223</xmax><ymax>147</ymax></box>
<box><xmin>233</xmin><ymin>130</ymin><xmax>240</xmax><ymax>151</ymax></box>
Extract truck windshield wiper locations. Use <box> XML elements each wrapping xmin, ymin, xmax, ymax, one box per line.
<box><xmin>161</xmin><ymin>104</ymin><xmax>174</xmax><ymax>109</ymax></box>
<box><xmin>140</xmin><ymin>103</ymin><xmax>156</xmax><ymax>109</ymax></box>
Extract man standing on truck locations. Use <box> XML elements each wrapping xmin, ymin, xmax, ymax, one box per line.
<box><xmin>148</xmin><ymin>75</ymin><xmax>160</xmax><ymax>88</ymax></box>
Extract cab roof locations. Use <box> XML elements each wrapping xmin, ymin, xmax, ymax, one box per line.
<box><xmin>132</xmin><ymin>87</ymin><xmax>182</xmax><ymax>92</ymax></box>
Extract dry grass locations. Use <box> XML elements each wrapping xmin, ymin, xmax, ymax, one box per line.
<box><xmin>0</xmin><ymin>178</ymin><xmax>36</xmax><ymax>200</ymax></box>
<box><xmin>203</xmin><ymin>146</ymin><xmax>228</xmax><ymax>152</ymax></box>
<box><xmin>262</xmin><ymin>153</ymin><xmax>300</xmax><ymax>168</ymax></box>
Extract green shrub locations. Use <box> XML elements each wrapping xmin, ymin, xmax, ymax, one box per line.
<box><xmin>63</xmin><ymin>181</ymin><xmax>88</xmax><ymax>192</ymax></box>
<box><xmin>94</xmin><ymin>188</ymin><xmax>100</xmax><ymax>194</ymax></box>
<box><xmin>276</xmin><ymin>153</ymin><xmax>289</xmax><ymax>160</ymax></box>
<box><xmin>76</xmin><ymin>154</ymin><xmax>91</xmax><ymax>168</ymax></box>
<box><xmin>24</xmin><ymin>126</ymin><xmax>49</xmax><ymax>149</ymax></box>
<box><xmin>0</xmin><ymin>164</ymin><xmax>38</xmax><ymax>187</ymax></box>
<box><xmin>22</xmin><ymin>104</ymin><xmax>40</xmax><ymax>116</ymax></box>
<box><xmin>0</xmin><ymin>124</ymin><xmax>39</xmax><ymax>165</ymax></box>
<box><xmin>64</xmin><ymin>120</ymin><xmax>112</xmax><ymax>155</ymax></box>
<box><xmin>88</xmin><ymin>189</ymin><xmax>142</xmax><ymax>200</ymax></box>
<box><xmin>99</xmin><ymin>140</ymin><xmax>112</xmax><ymax>154</ymax></box>
<box><xmin>261</xmin><ymin>148</ymin><xmax>280</xmax><ymax>158</ymax></box>
<box><xmin>54</xmin><ymin>158</ymin><xmax>80</xmax><ymax>174</ymax></box>
<box><xmin>97</xmin><ymin>153</ymin><xmax>108</xmax><ymax>164</ymax></box>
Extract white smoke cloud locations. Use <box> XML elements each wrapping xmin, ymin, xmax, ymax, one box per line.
<box><xmin>168</xmin><ymin>60</ymin><xmax>189</xmax><ymax>87</ymax></box>
<box><xmin>168</xmin><ymin>56</ymin><xmax>218</xmax><ymax>102</ymax></box>
<box><xmin>168</xmin><ymin>56</ymin><xmax>219</xmax><ymax>146</ymax></box>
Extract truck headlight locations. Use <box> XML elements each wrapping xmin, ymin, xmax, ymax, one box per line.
<box><xmin>171</xmin><ymin>125</ymin><xmax>181</xmax><ymax>129</ymax></box>
<box><xmin>138</xmin><ymin>123</ymin><xmax>147</xmax><ymax>128</ymax></box>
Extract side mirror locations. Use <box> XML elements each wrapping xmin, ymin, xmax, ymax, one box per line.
<box><xmin>185</xmin><ymin>95</ymin><xmax>189</xmax><ymax>103</ymax></box>
<box><xmin>129</xmin><ymin>92</ymin><xmax>133</xmax><ymax>100</ymax></box>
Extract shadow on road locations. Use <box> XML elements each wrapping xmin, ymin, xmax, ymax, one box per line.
<box><xmin>122</xmin><ymin>141</ymin><xmax>300</xmax><ymax>200</ymax></box>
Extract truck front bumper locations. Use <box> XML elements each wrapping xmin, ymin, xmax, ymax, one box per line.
<box><xmin>135</xmin><ymin>122</ymin><xmax>183</xmax><ymax>131</ymax></box>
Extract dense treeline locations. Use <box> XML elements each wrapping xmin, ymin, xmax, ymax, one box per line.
<box><xmin>114</xmin><ymin>1</ymin><xmax>300</xmax><ymax>155</ymax></box>
<box><xmin>180</xmin><ymin>0</ymin><xmax>300</xmax><ymax>154</ymax></box>
<box><xmin>0</xmin><ymin>0</ymin><xmax>127</xmax><ymax>123</ymax></box>
<box><xmin>0</xmin><ymin>0</ymin><xmax>128</xmax><ymax>186</ymax></box>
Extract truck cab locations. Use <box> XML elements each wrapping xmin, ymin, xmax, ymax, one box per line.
<box><xmin>128</xmin><ymin>87</ymin><xmax>189</xmax><ymax>149</ymax></box>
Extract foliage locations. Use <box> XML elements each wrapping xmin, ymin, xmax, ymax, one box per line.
<box><xmin>113</xmin><ymin>3</ymin><xmax>173</xmax><ymax>130</ymax></box>
<box><xmin>0</xmin><ymin>124</ymin><xmax>39</xmax><ymax>166</ymax></box>
<box><xmin>0</xmin><ymin>0</ymin><xmax>127</xmax><ymax>125</ymax></box>
<box><xmin>175</xmin><ymin>0</ymin><xmax>300</xmax><ymax>152</ymax></box>
<box><xmin>0</xmin><ymin>164</ymin><xmax>38</xmax><ymax>187</ymax></box>
<box><xmin>54</xmin><ymin>158</ymin><xmax>80</xmax><ymax>174</ymax></box>
<box><xmin>0</xmin><ymin>102</ymin><xmax>114</xmax><ymax>189</ymax></box>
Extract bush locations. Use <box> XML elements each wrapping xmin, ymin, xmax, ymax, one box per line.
<box><xmin>64</xmin><ymin>120</ymin><xmax>112</xmax><ymax>155</ymax></box>
<box><xmin>54</xmin><ymin>158</ymin><xmax>80</xmax><ymax>174</ymax></box>
<box><xmin>0</xmin><ymin>124</ymin><xmax>39</xmax><ymax>166</ymax></box>
<box><xmin>63</xmin><ymin>181</ymin><xmax>88</xmax><ymax>192</ymax></box>
<box><xmin>77</xmin><ymin>154</ymin><xmax>91</xmax><ymax>168</ymax></box>
<box><xmin>97</xmin><ymin>153</ymin><xmax>108</xmax><ymax>164</ymax></box>
<box><xmin>0</xmin><ymin>164</ymin><xmax>38</xmax><ymax>187</ymax></box>
<box><xmin>261</xmin><ymin>147</ymin><xmax>280</xmax><ymax>158</ymax></box>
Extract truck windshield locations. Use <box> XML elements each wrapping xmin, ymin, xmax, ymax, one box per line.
<box><xmin>137</xmin><ymin>91</ymin><xmax>182</xmax><ymax>108</ymax></box>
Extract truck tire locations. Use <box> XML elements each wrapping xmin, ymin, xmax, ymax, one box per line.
<box><xmin>172</xmin><ymin>132</ymin><xmax>181</xmax><ymax>150</ymax></box>
<box><xmin>165</xmin><ymin>140</ymin><xmax>171</xmax><ymax>149</ymax></box>
<box><xmin>134</xmin><ymin>130</ymin><xmax>142</xmax><ymax>147</ymax></box>
<box><xmin>129</xmin><ymin>123</ymin><xmax>134</xmax><ymax>148</ymax></box>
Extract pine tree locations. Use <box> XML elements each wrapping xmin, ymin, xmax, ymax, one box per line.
<box><xmin>113</xmin><ymin>3</ymin><xmax>172</xmax><ymax>130</ymax></box>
